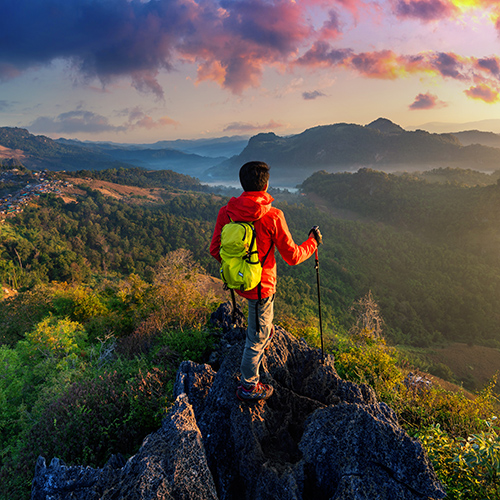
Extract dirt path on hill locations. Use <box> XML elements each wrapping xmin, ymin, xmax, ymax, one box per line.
<box><xmin>0</xmin><ymin>145</ymin><xmax>27</xmax><ymax>162</ymax></box>
<box><xmin>64</xmin><ymin>177</ymin><xmax>166</xmax><ymax>202</ymax></box>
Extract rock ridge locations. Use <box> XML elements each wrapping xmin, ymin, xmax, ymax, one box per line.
<box><xmin>31</xmin><ymin>302</ymin><xmax>445</xmax><ymax>500</ymax></box>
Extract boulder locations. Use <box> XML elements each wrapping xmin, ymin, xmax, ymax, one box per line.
<box><xmin>31</xmin><ymin>302</ymin><xmax>445</xmax><ymax>500</ymax></box>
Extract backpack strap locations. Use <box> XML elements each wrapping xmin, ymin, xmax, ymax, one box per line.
<box><xmin>230</xmin><ymin>288</ymin><xmax>237</xmax><ymax>324</ymax></box>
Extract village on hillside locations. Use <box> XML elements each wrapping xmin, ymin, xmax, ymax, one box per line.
<box><xmin>0</xmin><ymin>169</ymin><xmax>72</xmax><ymax>220</ymax></box>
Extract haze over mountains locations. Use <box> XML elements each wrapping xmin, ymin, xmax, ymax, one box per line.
<box><xmin>2</xmin><ymin>118</ymin><xmax>500</xmax><ymax>187</ymax></box>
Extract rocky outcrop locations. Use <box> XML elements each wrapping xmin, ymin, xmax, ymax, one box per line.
<box><xmin>31</xmin><ymin>303</ymin><xmax>445</xmax><ymax>500</ymax></box>
<box><xmin>31</xmin><ymin>395</ymin><xmax>217</xmax><ymax>500</ymax></box>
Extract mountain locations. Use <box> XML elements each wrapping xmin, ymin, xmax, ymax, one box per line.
<box><xmin>145</xmin><ymin>136</ymin><xmax>249</xmax><ymax>158</ymax></box>
<box><xmin>205</xmin><ymin>118</ymin><xmax>500</xmax><ymax>186</ymax></box>
<box><xmin>0</xmin><ymin>127</ymin><xmax>133</xmax><ymax>172</ymax></box>
<box><xmin>366</xmin><ymin>117</ymin><xmax>406</xmax><ymax>134</ymax></box>
<box><xmin>409</xmin><ymin>119</ymin><xmax>500</xmax><ymax>134</ymax></box>
<box><xmin>0</xmin><ymin>128</ymin><xmax>224</xmax><ymax>177</ymax></box>
<box><xmin>81</xmin><ymin>146</ymin><xmax>225</xmax><ymax>178</ymax></box>
<box><xmin>58</xmin><ymin>136</ymin><xmax>249</xmax><ymax>159</ymax></box>
<box><xmin>56</xmin><ymin>137</ymin><xmax>228</xmax><ymax>177</ymax></box>
<box><xmin>451</xmin><ymin>130</ymin><xmax>500</xmax><ymax>148</ymax></box>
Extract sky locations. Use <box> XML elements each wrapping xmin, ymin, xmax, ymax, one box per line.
<box><xmin>2</xmin><ymin>0</ymin><xmax>500</xmax><ymax>144</ymax></box>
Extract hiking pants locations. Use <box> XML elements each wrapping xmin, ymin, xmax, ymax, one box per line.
<box><xmin>240</xmin><ymin>295</ymin><xmax>274</xmax><ymax>387</ymax></box>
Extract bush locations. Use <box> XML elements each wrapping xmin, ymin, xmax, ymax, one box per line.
<box><xmin>118</xmin><ymin>249</ymin><xmax>218</xmax><ymax>356</ymax></box>
<box><xmin>1</xmin><ymin>362</ymin><xmax>174</xmax><ymax>500</ymax></box>
<box><xmin>161</xmin><ymin>328</ymin><xmax>214</xmax><ymax>363</ymax></box>
<box><xmin>416</xmin><ymin>419</ymin><xmax>500</xmax><ymax>500</ymax></box>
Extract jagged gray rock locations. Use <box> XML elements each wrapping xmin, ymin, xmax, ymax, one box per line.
<box><xmin>30</xmin><ymin>395</ymin><xmax>217</xmax><ymax>500</ymax></box>
<box><xmin>31</xmin><ymin>303</ymin><xmax>445</xmax><ymax>500</ymax></box>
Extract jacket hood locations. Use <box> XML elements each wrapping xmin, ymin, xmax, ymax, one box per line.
<box><xmin>226</xmin><ymin>191</ymin><xmax>274</xmax><ymax>222</ymax></box>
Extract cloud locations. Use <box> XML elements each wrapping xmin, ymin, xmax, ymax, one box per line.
<box><xmin>302</xmin><ymin>90</ymin><xmax>327</xmax><ymax>100</ymax></box>
<box><xmin>27</xmin><ymin>108</ymin><xmax>178</xmax><ymax>135</ymax></box>
<box><xmin>393</xmin><ymin>0</ymin><xmax>458</xmax><ymax>21</ymax></box>
<box><xmin>409</xmin><ymin>92</ymin><xmax>446</xmax><ymax>109</ymax></box>
<box><xmin>296</xmin><ymin>42</ymin><xmax>352</xmax><ymax>68</ymax></box>
<box><xmin>125</xmin><ymin>108</ymin><xmax>180</xmax><ymax>129</ymax></box>
<box><xmin>29</xmin><ymin>111</ymin><xmax>127</xmax><ymax>134</ymax></box>
<box><xmin>223</xmin><ymin>120</ymin><xmax>284</xmax><ymax>132</ymax></box>
<box><xmin>0</xmin><ymin>0</ymin><xmax>316</xmax><ymax>96</ymax></box>
<box><xmin>319</xmin><ymin>10</ymin><xmax>343</xmax><ymax>39</ymax></box>
<box><xmin>2</xmin><ymin>0</ymin><xmax>500</xmax><ymax>98</ymax></box>
<box><xmin>186</xmin><ymin>0</ymin><xmax>313</xmax><ymax>93</ymax></box>
<box><xmin>475</xmin><ymin>57</ymin><xmax>500</xmax><ymax>77</ymax></box>
<box><xmin>296</xmin><ymin>44</ymin><xmax>495</xmax><ymax>84</ymax></box>
<box><xmin>464</xmin><ymin>84</ymin><xmax>500</xmax><ymax>103</ymax></box>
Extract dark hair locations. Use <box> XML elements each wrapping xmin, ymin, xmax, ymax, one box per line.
<box><xmin>239</xmin><ymin>161</ymin><xmax>270</xmax><ymax>191</ymax></box>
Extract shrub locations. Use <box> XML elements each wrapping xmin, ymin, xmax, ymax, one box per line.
<box><xmin>52</xmin><ymin>284</ymin><xmax>109</xmax><ymax>323</ymax></box>
<box><xmin>416</xmin><ymin>419</ymin><xmax>500</xmax><ymax>500</ymax></box>
<box><xmin>161</xmin><ymin>328</ymin><xmax>214</xmax><ymax>363</ymax></box>
<box><xmin>118</xmin><ymin>249</ymin><xmax>217</xmax><ymax>356</ymax></box>
<box><xmin>2</xmin><ymin>363</ymin><xmax>174</xmax><ymax>500</ymax></box>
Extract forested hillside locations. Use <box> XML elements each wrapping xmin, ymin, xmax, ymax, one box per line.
<box><xmin>1</xmin><ymin>165</ymin><xmax>499</xmax><ymax>499</ymax></box>
<box><xmin>3</xmin><ymin>166</ymin><xmax>500</xmax><ymax>350</ymax></box>
<box><xmin>299</xmin><ymin>168</ymin><xmax>500</xmax><ymax>348</ymax></box>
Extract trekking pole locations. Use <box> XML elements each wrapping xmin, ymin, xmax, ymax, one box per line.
<box><xmin>314</xmin><ymin>248</ymin><xmax>325</xmax><ymax>363</ymax></box>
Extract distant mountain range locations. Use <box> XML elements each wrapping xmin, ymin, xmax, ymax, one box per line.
<box><xmin>206</xmin><ymin>118</ymin><xmax>500</xmax><ymax>185</ymax></box>
<box><xmin>0</xmin><ymin>128</ymin><xmax>228</xmax><ymax>178</ymax></box>
<box><xmin>409</xmin><ymin>119</ymin><xmax>500</xmax><ymax>134</ymax></box>
<box><xmin>57</xmin><ymin>135</ymin><xmax>249</xmax><ymax>159</ymax></box>
<box><xmin>3</xmin><ymin>120</ymin><xmax>500</xmax><ymax>187</ymax></box>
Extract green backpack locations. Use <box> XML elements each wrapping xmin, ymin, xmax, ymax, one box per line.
<box><xmin>219</xmin><ymin>220</ymin><xmax>262</xmax><ymax>291</ymax></box>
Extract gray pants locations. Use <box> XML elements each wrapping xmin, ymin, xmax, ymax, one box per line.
<box><xmin>240</xmin><ymin>295</ymin><xmax>274</xmax><ymax>387</ymax></box>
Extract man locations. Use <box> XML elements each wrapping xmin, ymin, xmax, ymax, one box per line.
<box><xmin>210</xmin><ymin>161</ymin><xmax>322</xmax><ymax>402</ymax></box>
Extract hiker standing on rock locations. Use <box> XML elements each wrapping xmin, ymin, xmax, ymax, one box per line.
<box><xmin>210</xmin><ymin>161</ymin><xmax>322</xmax><ymax>402</ymax></box>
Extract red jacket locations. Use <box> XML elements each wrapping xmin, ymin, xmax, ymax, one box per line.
<box><xmin>210</xmin><ymin>191</ymin><xmax>318</xmax><ymax>300</ymax></box>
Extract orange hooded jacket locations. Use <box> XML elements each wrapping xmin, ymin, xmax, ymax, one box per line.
<box><xmin>209</xmin><ymin>191</ymin><xmax>318</xmax><ymax>300</ymax></box>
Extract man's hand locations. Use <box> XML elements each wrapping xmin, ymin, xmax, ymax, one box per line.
<box><xmin>309</xmin><ymin>225</ymin><xmax>323</xmax><ymax>245</ymax></box>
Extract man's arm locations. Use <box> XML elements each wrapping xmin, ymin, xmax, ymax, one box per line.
<box><xmin>273</xmin><ymin>210</ymin><xmax>317</xmax><ymax>266</ymax></box>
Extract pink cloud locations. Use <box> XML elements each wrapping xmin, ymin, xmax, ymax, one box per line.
<box><xmin>393</xmin><ymin>0</ymin><xmax>458</xmax><ymax>21</ymax></box>
<box><xmin>125</xmin><ymin>108</ymin><xmax>179</xmax><ymax>129</ymax></box>
<box><xmin>297</xmin><ymin>45</ymin><xmax>476</xmax><ymax>83</ymax></box>
<box><xmin>181</xmin><ymin>0</ymin><xmax>313</xmax><ymax>94</ymax></box>
<box><xmin>475</xmin><ymin>57</ymin><xmax>500</xmax><ymax>77</ymax></box>
<box><xmin>464</xmin><ymin>84</ymin><xmax>500</xmax><ymax>103</ymax></box>
<box><xmin>296</xmin><ymin>41</ymin><xmax>352</xmax><ymax>67</ymax></box>
<box><xmin>3</xmin><ymin>0</ymin><xmax>500</xmax><ymax>100</ymax></box>
<box><xmin>319</xmin><ymin>10</ymin><xmax>343</xmax><ymax>40</ymax></box>
<box><xmin>409</xmin><ymin>92</ymin><xmax>446</xmax><ymax>109</ymax></box>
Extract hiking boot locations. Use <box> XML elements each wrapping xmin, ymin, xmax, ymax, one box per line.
<box><xmin>236</xmin><ymin>381</ymin><xmax>274</xmax><ymax>402</ymax></box>
<box><xmin>264</xmin><ymin>326</ymin><xmax>274</xmax><ymax>351</ymax></box>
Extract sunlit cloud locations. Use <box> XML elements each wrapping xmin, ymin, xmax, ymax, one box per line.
<box><xmin>2</xmin><ymin>0</ymin><xmax>500</xmax><ymax>100</ymax></box>
<box><xmin>127</xmin><ymin>110</ymin><xmax>180</xmax><ymax>130</ymax></box>
<box><xmin>409</xmin><ymin>92</ymin><xmax>447</xmax><ymax>109</ymax></box>
<box><xmin>464</xmin><ymin>83</ymin><xmax>500</xmax><ymax>103</ymax></box>
<box><xmin>297</xmin><ymin>44</ymin><xmax>500</xmax><ymax>102</ymax></box>
<box><xmin>223</xmin><ymin>119</ymin><xmax>285</xmax><ymax>132</ymax></box>
<box><xmin>318</xmin><ymin>10</ymin><xmax>343</xmax><ymax>40</ymax></box>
